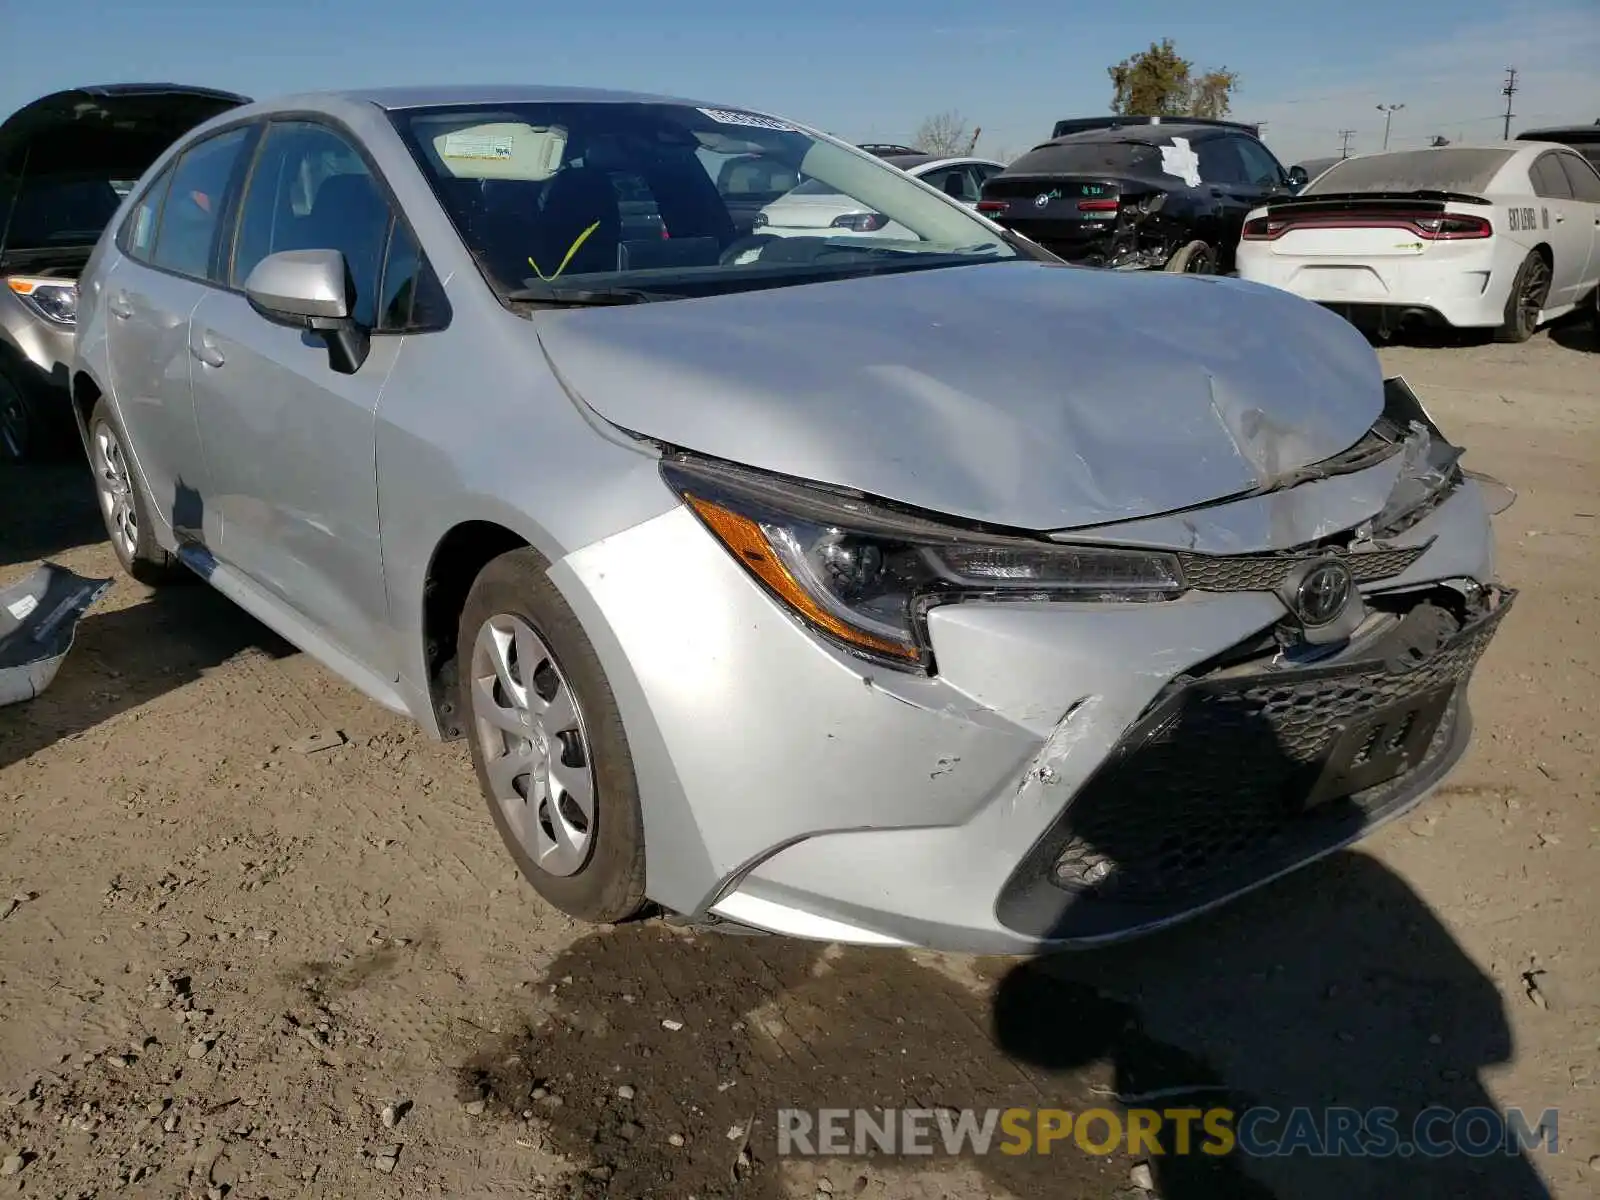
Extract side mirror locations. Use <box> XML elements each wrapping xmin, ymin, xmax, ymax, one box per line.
<box><xmin>1287</xmin><ymin>165</ymin><xmax>1311</xmax><ymax>191</ymax></box>
<box><xmin>243</xmin><ymin>249</ymin><xmax>370</xmax><ymax>375</ymax></box>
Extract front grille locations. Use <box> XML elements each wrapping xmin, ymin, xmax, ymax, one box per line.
<box><xmin>1040</xmin><ymin>588</ymin><xmax>1512</xmax><ymax>909</ymax></box>
<box><xmin>1176</xmin><ymin>545</ymin><xmax>1426</xmax><ymax>593</ymax></box>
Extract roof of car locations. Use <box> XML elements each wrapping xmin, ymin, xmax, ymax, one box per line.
<box><xmin>322</xmin><ymin>84</ymin><xmax>725</xmax><ymax>111</ymax></box>
<box><xmin>883</xmin><ymin>153</ymin><xmax>937</xmax><ymax>169</ymax></box>
<box><xmin>1517</xmin><ymin>122</ymin><xmax>1600</xmax><ymax>142</ymax></box>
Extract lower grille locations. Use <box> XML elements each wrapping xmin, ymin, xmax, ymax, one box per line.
<box><xmin>1009</xmin><ymin>587</ymin><xmax>1513</xmax><ymax>930</ymax></box>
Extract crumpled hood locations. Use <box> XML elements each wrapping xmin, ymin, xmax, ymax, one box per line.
<box><xmin>535</xmin><ymin>260</ymin><xmax>1385</xmax><ymax>530</ymax></box>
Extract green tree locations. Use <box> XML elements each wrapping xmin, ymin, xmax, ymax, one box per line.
<box><xmin>1108</xmin><ymin>39</ymin><xmax>1239</xmax><ymax>119</ymax></box>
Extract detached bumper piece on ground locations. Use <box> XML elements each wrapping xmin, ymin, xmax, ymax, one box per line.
<box><xmin>0</xmin><ymin>562</ymin><xmax>112</xmax><ymax>706</ymax></box>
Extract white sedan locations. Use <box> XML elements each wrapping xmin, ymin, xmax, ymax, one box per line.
<box><xmin>1235</xmin><ymin>142</ymin><xmax>1600</xmax><ymax>342</ymax></box>
<box><xmin>756</xmin><ymin>153</ymin><xmax>1006</xmax><ymax>238</ymax></box>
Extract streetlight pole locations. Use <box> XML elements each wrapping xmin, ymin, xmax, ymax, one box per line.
<box><xmin>1376</xmin><ymin>103</ymin><xmax>1405</xmax><ymax>150</ymax></box>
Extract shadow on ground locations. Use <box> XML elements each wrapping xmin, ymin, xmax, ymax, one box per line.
<box><xmin>0</xmin><ymin>460</ymin><xmax>103</xmax><ymax>568</ymax></box>
<box><xmin>0</xmin><ymin>583</ymin><xmax>295</xmax><ymax>770</ymax></box>
<box><xmin>460</xmin><ymin>854</ymin><xmax>1551</xmax><ymax>1200</ymax></box>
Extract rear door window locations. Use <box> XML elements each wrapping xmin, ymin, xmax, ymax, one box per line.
<box><xmin>1555</xmin><ymin>152</ymin><xmax>1600</xmax><ymax>203</ymax></box>
<box><xmin>149</xmin><ymin>126</ymin><xmax>256</xmax><ymax>281</ymax></box>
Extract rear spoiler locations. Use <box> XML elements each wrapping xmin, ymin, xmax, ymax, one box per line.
<box><xmin>1267</xmin><ymin>189</ymin><xmax>1492</xmax><ymax>209</ymax></box>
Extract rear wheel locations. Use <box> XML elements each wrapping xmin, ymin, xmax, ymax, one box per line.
<box><xmin>87</xmin><ymin>399</ymin><xmax>187</xmax><ymax>585</ymax></box>
<box><xmin>1494</xmin><ymin>250</ymin><xmax>1551</xmax><ymax>343</ymax></box>
<box><xmin>458</xmin><ymin>547</ymin><xmax>647</xmax><ymax>924</ymax></box>
<box><xmin>1165</xmin><ymin>239</ymin><xmax>1217</xmax><ymax>274</ymax></box>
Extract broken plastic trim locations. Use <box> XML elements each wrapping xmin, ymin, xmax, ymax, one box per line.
<box><xmin>0</xmin><ymin>562</ymin><xmax>113</xmax><ymax>706</ymax></box>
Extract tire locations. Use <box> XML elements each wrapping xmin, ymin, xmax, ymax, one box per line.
<box><xmin>87</xmin><ymin>398</ymin><xmax>188</xmax><ymax>585</ymax></box>
<box><xmin>1165</xmin><ymin>239</ymin><xmax>1217</xmax><ymax>274</ymax></box>
<box><xmin>457</xmin><ymin>547</ymin><xmax>647</xmax><ymax>924</ymax></box>
<box><xmin>0</xmin><ymin>367</ymin><xmax>40</xmax><ymax>463</ymax></box>
<box><xmin>1493</xmin><ymin>250</ymin><xmax>1551</xmax><ymax>344</ymax></box>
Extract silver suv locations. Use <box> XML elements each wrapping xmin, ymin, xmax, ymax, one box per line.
<box><xmin>0</xmin><ymin>83</ymin><xmax>247</xmax><ymax>459</ymax></box>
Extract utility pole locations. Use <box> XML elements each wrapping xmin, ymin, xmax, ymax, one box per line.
<box><xmin>1337</xmin><ymin>129</ymin><xmax>1355</xmax><ymax>158</ymax></box>
<box><xmin>1376</xmin><ymin>103</ymin><xmax>1405</xmax><ymax>150</ymax></box>
<box><xmin>1501</xmin><ymin>67</ymin><xmax>1518</xmax><ymax>140</ymax></box>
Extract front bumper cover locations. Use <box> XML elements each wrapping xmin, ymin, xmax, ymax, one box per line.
<box><xmin>997</xmin><ymin>584</ymin><xmax>1514</xmax><ymax>944</ymax></box>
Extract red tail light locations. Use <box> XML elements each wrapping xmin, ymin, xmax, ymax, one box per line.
<box><xmin>831</xmin><ymin>212</ymin><xmax>890</xmax><ymax>232</ymax></box>
<box><xmin>976</xmin><ymin>199</ymin><xmax>1009</xmax><ymax>213</ymax></box>
<box><xmin>1244</xmin><ymin>211</ymin><xmax>1493</xmax><ymax>241</ymax></box>
<box><xmin>1077</xmin><ymin>199</ymin><xmax>1119</xmax><ymax>212</ymax></box>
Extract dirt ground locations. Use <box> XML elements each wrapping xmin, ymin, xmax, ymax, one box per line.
<box><xmin>1</xmin><ymin>322</ymin><xmax>1597</xmax><ymax>1200</ymax></box>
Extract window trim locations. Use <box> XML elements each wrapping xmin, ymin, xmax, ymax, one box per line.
<box><xmin>120</xmin><ymin>110</ymin><xmax>450</xmax><ymax>335</ymax></box>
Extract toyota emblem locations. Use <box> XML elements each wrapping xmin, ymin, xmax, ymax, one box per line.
<box><xmin>1294</xmin><ymin>560</ymin><xmax>1354</xmax><ymax>627</ymax></box>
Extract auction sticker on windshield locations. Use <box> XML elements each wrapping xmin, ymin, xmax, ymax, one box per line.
<box><xmin>698</xmin><ymin>107</ymin><xmax>802</xmax><ymax>134</ymax></box>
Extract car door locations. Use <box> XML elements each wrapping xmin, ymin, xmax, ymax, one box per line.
<box><xmin>1554</xmin><ymin>150</ymin><xmax>1600</xmax><ymax>292</ymax></box>
<box><xmin>1194</xmin><ymin>135</ymin><xmax>1255</xmax><ymax>240</ymax></box>
<box><xmin>187</xmin><ymin>118</ymin><xmax>406</xmax><ymax>676</ymax></box>
<box><xmin>1529</xmin><ymin>151</ymin><xmax>1589</xmax><ymax>305</ymax></box>
<box><xmin>103</xmin><ymin>124</ymin><xmax>258</xmax><ymax>542</ymax></box>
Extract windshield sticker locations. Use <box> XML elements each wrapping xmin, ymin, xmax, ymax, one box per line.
<box><xmin>442</xmin><ymin>131</ymin><xmax>516</xmax><ymax>161</ymax></box>
<box><xmin>698</xmin><ymin>107</ymin><xmax>802</xmax><ymax>134</ymax></box>
<box><xmin>1159</xmin><ymin>137</ymin><xmax>1202</xmax><ymax>187</ymax></box>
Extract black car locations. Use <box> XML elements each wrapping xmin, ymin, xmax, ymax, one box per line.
<box><xmin>1516</xmin><ymin>121</ymin><xmax>1600</xmax><ymax>172</ymax></box>
<box><xmin>977</xmin><ymin>116</ymin><xmax>1305</xmax><ymax>273</ymax></box>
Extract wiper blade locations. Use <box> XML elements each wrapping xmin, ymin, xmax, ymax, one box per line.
<box><xmin>505</xmin><ymin>283</ymin><xmax>668</xmax><ymax>306</ymax></box>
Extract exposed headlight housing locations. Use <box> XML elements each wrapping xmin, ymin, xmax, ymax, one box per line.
<box><xmin>6</xmin><ymin>276</ymin><xmax>78</xmax><ymax>326</ymax></box>
<box><xmin>661</xmin><ymin>455</ymin><xmax>1184</xmax><ymax>672</ymax></box>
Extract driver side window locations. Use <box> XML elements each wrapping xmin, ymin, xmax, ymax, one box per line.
<box><xmin>1234</xmin><ymin>138</ymin><xmax>1286</xmax><ymax>189</ymax></box>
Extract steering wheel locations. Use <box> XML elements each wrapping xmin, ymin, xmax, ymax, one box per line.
<box><xmin>719</xmin><ymin>233</ymin><xmax>778</xmax><ymax>266</ymax></box>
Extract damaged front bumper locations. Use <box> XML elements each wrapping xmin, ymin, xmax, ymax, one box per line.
<box><xmin>0</xmin><ymin>562</ymin><xmax>112</xmax><ymax>706</ymax></box>
<box><xmin>552</xmin><ymin>379</ymin><xmax>1511</xmax><ymax>953</ymax></box>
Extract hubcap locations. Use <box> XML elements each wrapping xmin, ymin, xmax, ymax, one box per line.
<box><xmin>92</xmin><ymin>422</ymin><xmax>138</xmax><ymax>559</ymax></box>
<box><xmin>0</xmin><ymin>383</ymin><xmax>27</xmax><ymax>461</ymax></box>
<box><xmin>469</xmin><ymin>614</ymin><xmax>596</xmax><ymax>877</ymax></box>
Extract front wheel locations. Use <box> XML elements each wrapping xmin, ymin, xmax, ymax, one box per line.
<box><xmin>1494</xmin><ymin>250</ymin><xmax>1551</xmax><ymax>343</ymax></box>
<box><xmin>87</xmin><ymin>399</ymin><xmax>188</xmax><ymax>585</ymax></box>
<box><xmin>457</xmin><ymin>547</ymin><xmax>647</xmax><ymax>924</ymax></box>
<box><xmin>0</xmin><ymin>369</ymin><xmax>39</xmax><ymax>462</ymax></box>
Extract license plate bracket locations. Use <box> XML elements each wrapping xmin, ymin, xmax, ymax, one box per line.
<box><xmin>1303</xmin><ymin>684</ymin><xmax>1455</xmax><ymax>810</ymax></box>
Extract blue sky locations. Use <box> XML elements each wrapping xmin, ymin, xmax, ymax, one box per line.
<box><xmin>4</xmin><ymin>0</ymin><xmax>1597</xmax><ymax>165</ymax></box>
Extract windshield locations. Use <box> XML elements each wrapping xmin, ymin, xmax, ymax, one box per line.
<box><xmin>390</xmin><ymin>101</ymin><xmax>1018</xmax><ymax>303</ymax></box>
<box><xmin>0</xmin><ymin>173</ymin><xmax>138</xmax><ymax>250</ymax></box>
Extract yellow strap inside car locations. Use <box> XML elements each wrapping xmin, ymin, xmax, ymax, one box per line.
<box><xmin>527</xmin><ymin>221</ymin><xmax>602</xmax><ymax>282</ymax></box>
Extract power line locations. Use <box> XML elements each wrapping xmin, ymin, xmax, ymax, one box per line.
<box><xmin>1501</xmin><ymin>67</ymin><xmax>1518</xmax><ymax>140</ymax></box>
<box><xmin>1337</xmin><ymin>129</ymin><xmax>1355</xmax><ymax>158</ymax></box>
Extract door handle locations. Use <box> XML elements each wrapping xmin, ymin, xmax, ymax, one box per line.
<box><xmin>107</xmin><ymin>294</ymin><xmax>134</xmax><ymax>320</ymax></box>
<box><xmin>1554</xmin><ymin>213</ymin><xmax>1566</xmax><ymax>223</ymax></box>
<box><xmin>190</xmin><ymin>336</ymin><xmax>226</xmax><ymax>368</ymax></box>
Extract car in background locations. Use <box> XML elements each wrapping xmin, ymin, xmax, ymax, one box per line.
<box><xmin>976</xmin><ymin>116</ymin><xmax>1304</xmax><ymax>272</ymax></box>
<box><xmin>73</xmin><ymin>85</ymin><xmax>1510</xmax><ymax>953</ymax></box>
<box><xmin>0</xmin><ymin>83</ymin><xmax>248</xmax><ymax>460</ymax></box>
<box><xmin>1517</xmin><ymin>121</ymin><xmax>1600</xmax><ymax>172</ymax></box>
<box><xmin>755</xmin><ymin>154</ymin><xmax>1004</xmax><ymax>237</ymax></box>
<box><xmin>1235</xmin><ymin>142</ymin><xmax>1600</xmax><ymax>342</ymax></box>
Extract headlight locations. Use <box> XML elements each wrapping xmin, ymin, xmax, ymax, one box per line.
<box><xmin>661</xmin><ymin>455</ymin><xmax>1184</xmax><ymax>671</ymax></box>
<box><xmin>6</xmin><ymin>277</ymin><xmax>78</xmax><ymax>325</ymax></box>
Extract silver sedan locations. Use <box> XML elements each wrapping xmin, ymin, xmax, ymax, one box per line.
<box><xmin>71</xmin><ymin>86</ymin><xmax>1512</xmax><ymax>952</ymax></box>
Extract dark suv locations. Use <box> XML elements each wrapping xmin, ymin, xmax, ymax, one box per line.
<box><xmin>977</xmin><ymin>116</ymin><xmax>1304</xmax><ymax>273</ymax></box>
